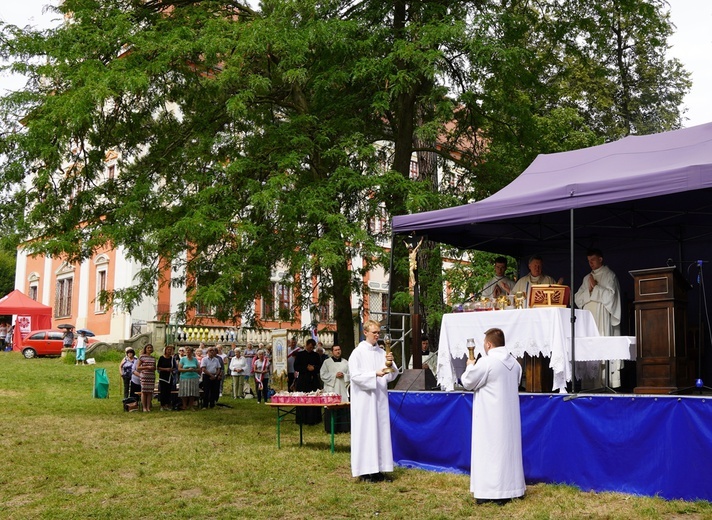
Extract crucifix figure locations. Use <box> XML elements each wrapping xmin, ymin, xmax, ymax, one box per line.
<box><xmin>406</xmin><ymin>237</ymin><xmax>424</xmax><ymax>292</ymax></box>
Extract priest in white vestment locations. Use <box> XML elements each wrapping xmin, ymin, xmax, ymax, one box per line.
<box><xmin>321</xmin><ymin>345</ymin><xmax>351</xmax><ymax>433</ymax></box>
<box><xmin>349</xmin><ymin>320</ymin><xmax>398</xmax><ymax>481</ymax></box>
<box><xmin>481</xmin><ymin>256</ymin><xmax>515</xmax><ymax>300</ymax></box>
<box><xmin>574</xmin><ymin>248</ymin><xmax>622</xmax><ymax>388</ymax></box>
<box><xmin>511</xmin><ymin>255</ymin><xmax>561</xmax><ymax>304</ymax></box>
<box><xmin>320</xmin><ymin>345</ymin><xmax>350</xmax><ymax>401</ymax></box>
<box><xmin>461</xmin><ymin>327</ymin><xmax>525</xmax><ymax>503</ymax></box>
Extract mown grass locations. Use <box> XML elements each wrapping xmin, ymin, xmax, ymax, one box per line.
<box><xmin>0</xmin><ymin>352</ymin><xmax>710</xmax><ymax>519</ymax></box>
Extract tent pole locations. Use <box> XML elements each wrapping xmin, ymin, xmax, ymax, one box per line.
<box><xmin>386</xmin><ymin>233</ymin><xmax>395</xmax><ymax>330</ymax></box>
<box><xmin>570</xmin><ymin>208</ymin><xmax>576</xmax><ymax>393</ymax></box>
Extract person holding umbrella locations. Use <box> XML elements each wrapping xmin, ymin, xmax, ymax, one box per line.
<box><xmin>60</xmin><ymin>325</ymin><xmax>75</xmax><ymax>353</ymax></box>
<box><xmin>74</xmin><ymin>330</ymin><xmax>89</xmax><ymax>365</ymax></box>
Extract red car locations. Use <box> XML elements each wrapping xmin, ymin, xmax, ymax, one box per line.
<box><xmin>20</xmin><ymin>329</ymin><xmax>95</xmax><ymax>358</ymax></box>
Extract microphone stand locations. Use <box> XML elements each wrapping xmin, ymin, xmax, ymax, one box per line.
<box><xmin>476</xmin><ymin>277</ymin><xmax>509</xmax><ymax>299</ymax></box>
<box><xmin>671</xmin><ymin>260</ymin><xmax>712</xmax><ymax>395</ymax></box>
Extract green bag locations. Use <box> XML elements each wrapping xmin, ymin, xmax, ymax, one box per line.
<box><xmin>93</xmin><ymin>368</ymin><xmax>110</xmax><ymax>399</ymax></box>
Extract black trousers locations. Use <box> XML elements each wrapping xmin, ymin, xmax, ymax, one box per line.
<box><xmin>122</xmin><ymin>376</ymin><xmax>132</xmax><ymax>399</ymax></box>
<box><xmin>255</xmin><ymin>377</ymin><xmax>270</xmax><ymax>402</ymax></box>
<box><xmin>158</xmin><ymin>379</ymin><xmax>175</xmax><ymax>406</ymax></box>
<box><xmin>202</xmin><ymin>376</ymin><xmax>220</xmax><ymax>408</ymax></box>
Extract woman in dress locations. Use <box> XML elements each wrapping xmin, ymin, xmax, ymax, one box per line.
<box><xmin>157</xmin><ymin>345</ymin><xmax>176</xmax><ymax>411</ymax></box>
<box><xmin>178</xmin><ymin>346</ymin><xmax>201</xmax><ymax>410</ymax></box>
<box><xmin>137</xmin><ymin>344</ymin><xmax>156</xmax><ymax>412</ymax></box>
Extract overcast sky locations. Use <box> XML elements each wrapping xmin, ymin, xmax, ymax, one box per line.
<box><xmin>1</xmin><ymin>0</ymin><xmax>711</xmax><ymax>127</ymax></box>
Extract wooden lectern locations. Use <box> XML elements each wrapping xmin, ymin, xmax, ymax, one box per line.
<box><xmin>629</xmin><ymin>266</ymin><xmax>692</xmax><ymax>393</ymax></box>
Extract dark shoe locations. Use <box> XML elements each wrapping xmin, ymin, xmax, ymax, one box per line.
<box><xmin>476</xmin><ymin>498</ymin><xmax>512</xmax><ymax>506</ymax></box>
<box><xmin>359</xmin><ymin>474</ymin><xmax>375</xmax><ymax>482</ymax></box>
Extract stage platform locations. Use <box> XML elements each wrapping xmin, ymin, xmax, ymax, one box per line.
<box><xmin>389</xmin><ymin>391</ymin><xmax>712</xmax><ymax>501</ymax></box>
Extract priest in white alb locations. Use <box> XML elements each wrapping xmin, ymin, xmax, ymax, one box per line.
<box><xmin>461</xmin><ymin>327</ymin><xmax>525</xmax><ymax>504</ymax></box>
<box><xmin>320</xmin><ymin>344</ymin><xmax>350</xmax><ymax>433</ymax></box>
<box><xmin>349</xmin><ymin>319</ymin><xmax>398</xmax><ymax>482</ymax></box>
<box><xmin>574</xmin><ymin>248</ymin><xmax>622</xmax><ymax>387</ymax></box>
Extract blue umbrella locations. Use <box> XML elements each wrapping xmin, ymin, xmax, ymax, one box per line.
<box><xmin>77</xmin><ymin>328</ymin><xmax>95</xmax><ymax>337</ymax></box>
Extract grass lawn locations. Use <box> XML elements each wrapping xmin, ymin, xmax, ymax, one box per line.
<box><xmin>0</xmin><ymin>351</ymin><xmax>710</xmax><ymax>519</ymax></box>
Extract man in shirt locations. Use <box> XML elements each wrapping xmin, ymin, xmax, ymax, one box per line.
<box><xmin>200</xmin><ymin>347</ymin><xmax>222</xmax><ymax>409</ymax></box>
<box><xmin>462</xmin><ymin>327</ymin><xmax>525</xmax><ymax>505</ymax></box>
<box><xmin>407</xmin><ymin>336</ymin><xmax>438</xmax><ymax>375</ymax></box>
<box><xmin>350</xmin><ymin>320</ymin><xmax>398</xmax><ymax>482</ymax></box>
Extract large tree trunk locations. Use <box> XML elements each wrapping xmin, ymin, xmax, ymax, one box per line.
<box><xmin>331</xmin><ymin>259</ymin><xmax>356</xmax><ymax>356</ymax></box>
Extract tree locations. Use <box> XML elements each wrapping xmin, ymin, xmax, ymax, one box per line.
<box><xmin>0</xmin><ymin>248</ymin><xmax>15</xmax><ymax>297</ymax></box>
<box><xmin>0</xmin><ymin>0</ymin><xmax>690</xmax><ymax>353</ymax></box>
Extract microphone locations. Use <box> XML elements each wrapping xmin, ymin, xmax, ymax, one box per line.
<box><xmin>464</xmin><ymin>292</ymin><xmax>480</xmax><ymax>303</ymax></box>
<box><xmin>666</xmin><ymin>258</ymin><xmax>674</xmax><ymax>267</ymax></box>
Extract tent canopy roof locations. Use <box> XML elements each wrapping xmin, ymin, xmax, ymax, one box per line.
<box><xmin>0</xmin><ymin>290</ymin><xmax>52</xmax><ymax>316</ymax></box>
<box><xmin>392</xmin><ymin>123</ymin><xmax>712</xmax><ymax>261</ymax></box>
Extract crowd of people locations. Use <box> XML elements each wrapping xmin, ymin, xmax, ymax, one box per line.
<box><xmin>119</xmin><ymin>339</ymin><xmax>351</xmax><ymax>419</ymax></box>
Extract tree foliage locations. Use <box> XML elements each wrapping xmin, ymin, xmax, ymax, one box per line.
<box><xmin>0</xmin><ymin>0</ymin><xmax>690</xmax><ymax>350</ymax></box>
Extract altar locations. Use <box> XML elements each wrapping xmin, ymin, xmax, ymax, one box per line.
<box><xmin>437</xmin><ymin>308</ymin><xmax>635</xmax><ymax>392</ymax></box>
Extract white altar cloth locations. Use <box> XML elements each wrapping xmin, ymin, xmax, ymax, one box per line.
<box><xmin>437</xmin><ymin>308</ymin><xmax>603</xmax><ymax>393</ymax></box>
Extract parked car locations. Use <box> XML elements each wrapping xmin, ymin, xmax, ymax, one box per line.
<box><xmin>20</xmin><ymin>329</ymin><xmax>96</xmax><ymax>359</ymax></box>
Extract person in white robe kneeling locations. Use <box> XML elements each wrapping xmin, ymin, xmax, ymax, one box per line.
<box><xmin>350</xmin><ymin>319</ymin><xmax>398</xmax><ymax>482</ymax></box>
<box><xmin>462</xmin><ymin>327</ymin><xmax>525</xmax><ymax>505</ymax></box>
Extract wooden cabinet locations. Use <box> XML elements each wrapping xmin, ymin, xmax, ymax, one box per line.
<box><xmin>629</xmin><ymin>267</ymin><xmax>693</xmax><ymax>393</ymax></box>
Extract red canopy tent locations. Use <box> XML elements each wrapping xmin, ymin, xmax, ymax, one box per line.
<box><xmin>0</xmin><ymin>290</ymin><xmax>53</xmax><ymax>351</ymax></box>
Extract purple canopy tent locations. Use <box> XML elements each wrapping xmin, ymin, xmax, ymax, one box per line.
<box><xmin>393</xmin><ymin>122</ymin><xmax>712</xmax><ymax>258</ymax></box>
<box><xmin>392</xmin><ymin>121</ymin><xmax>712</xmax><ymax>386</ymax></box>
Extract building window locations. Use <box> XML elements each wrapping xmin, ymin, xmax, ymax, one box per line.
<box><xmin>368</xmin><ymin>291</ymin><xmax>387</xmax><ymax>320</ymax></box>
<box><xmin>28</xmin><ymin>272</ymin><xmax>40</xmax><ymax>301</ymax></box>
<box><xmin>261</xmin><ymin>281</ymin><xmax>292</xmax><ymax>320</ymax></box>
<box><xmin>94</xmin><ymin>255</ymin><xmax>110</xmax><ymax>314</ymax></box>
<box><xmin>261</xmin><ymin>285</ymin><xmax>274</xmax><ymax>320</ymax></box>
<box><xmin>55</xmin><ymin>277</ymin><xmax>73</xmax><ymax>318</ymax></box>
<box><xmin>107</xmin><ymin>164</ymin><xmax>115</xmax><ymax>180</ymax></box>
<box><xmin>195</xmin><ymin>300</ymin><xmax>214</xmax><ymax>316</ymax></box>
<box><xmin>95</xmin><ymin>269</ymin><xmax>107</xmax><ymax>313</ymax></box>
<box><xmin>409</xmin><ymin>159</ymin><xmax>419</xmax><ymax>180</ymax></box>
<box><xmin>317</xmin><ymin>299</ymin><xmax>334</xmax><ymax>322</ymax></box>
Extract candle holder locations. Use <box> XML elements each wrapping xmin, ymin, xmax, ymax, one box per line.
<box><xmin>382</xmin><ymin>333</ymin><xmax>396</xmax><ymax>374</ymax></box>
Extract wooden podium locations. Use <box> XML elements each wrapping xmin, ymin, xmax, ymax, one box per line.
<box><xmin>629</xmin><ymin>267</ymin><xmax>692</xmax><ymax>393</ymax></box>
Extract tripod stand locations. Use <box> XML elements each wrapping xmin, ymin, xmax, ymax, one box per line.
<box><xmin>671</xmin><ymin>260</ymin><xmax>712</xmax><ymax>395</ymax></box>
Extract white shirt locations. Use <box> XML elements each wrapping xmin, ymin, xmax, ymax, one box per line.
<box><xmin>229</xmin><ymin>356</ymin><xmax>247</xmax><ymax>376</ymax></box>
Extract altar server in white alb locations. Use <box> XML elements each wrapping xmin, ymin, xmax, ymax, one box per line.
<box><xmin>462</xmin><ymin>327</ymin><xmax>525</xmax><ymax>505</ymax></box>
<box><xmin>574</xmin><ymin>248</ymin><xmax>622</xmax><ymax>387</ymax></box>
<box><xmin>349</xmin><ymin>319</ymin><xmax>398</xmax><ymax>482</ymax></box>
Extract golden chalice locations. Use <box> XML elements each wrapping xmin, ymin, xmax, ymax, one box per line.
<box><xmin>466</xmin><ymin>338</ymin><xmax>476</xmax><ymax>361</ymax></box>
